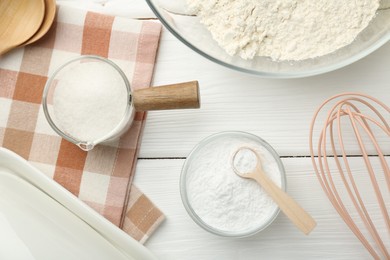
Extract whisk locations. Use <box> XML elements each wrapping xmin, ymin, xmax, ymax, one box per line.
<box><xmin>309</xmin><ymin>93</ymin><xmax>389</xmax><ymax>259</ymax></box>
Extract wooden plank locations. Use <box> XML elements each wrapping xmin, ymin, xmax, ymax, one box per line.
<box><xmin>134</xmin><ymin>157</ymin><xmax>389</xmax><ymax>260</ymax></box>
<box><xmin>56</xmin><ymin>2</ymin><xmax>390</xmax><ymax>158</ymax></box>
<box><xmin>140</xmin><ymin>30</ymin><xmax>390</xmax><ymax>157</ymax></box>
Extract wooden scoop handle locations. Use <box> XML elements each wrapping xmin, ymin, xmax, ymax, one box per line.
<box><xmin>132</xmin><ymin>81</ymin><xmax>200</xmax><ymax>111</ymax></box>
<box><xmin>252</xmin><ymin>170</ymin><xmax>317</xmax><ymax>235</ymax></box>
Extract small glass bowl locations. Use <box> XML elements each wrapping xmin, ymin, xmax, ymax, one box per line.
<box><xmin>42</xmin><ymin>55</ymin><xmax>134</xmax><ymax>151</ymax></box>
<box><xmin>180</xmin><ymin>131</ymin><xmax>287</xmax><ymax>237</ymax></box>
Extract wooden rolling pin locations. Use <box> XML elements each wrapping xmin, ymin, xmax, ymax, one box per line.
<box><xmin>132</xmin><ymin>81</ymin><xmax>200</xmax><ymax>111</ymax></box>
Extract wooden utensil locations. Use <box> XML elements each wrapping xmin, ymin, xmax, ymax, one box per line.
<box><xmin>132</xmin><ymin>81</ymin><xmax>200</xmax><ymax>111</ymax></box>
<box><xmin>24</xmin><ymin>0</ymin><xmax>56</xmax><ymax>45</ymax></box>
<box><xmin>232</xmin><ymin>147</ymin><xmax>317</xmax><ymax>235</ymax></box>
<box><xmin>0</xmin><ymin>0</ymin><xmax>45</xmax><ymax>55</ymax></box>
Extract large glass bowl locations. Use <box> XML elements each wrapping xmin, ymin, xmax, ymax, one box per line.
<box><xmin>146</xmin><ymin>0</ymin><xmax>390</xmax><ymax>78</ymax></box>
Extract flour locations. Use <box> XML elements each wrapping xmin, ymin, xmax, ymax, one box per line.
<box><xmin>185</xmin><ymin>134</ymin><xmax>283</xmax><ymax>233</ymax></box>
<box><xmin>52</xmin><ymin>61</ymin><xmax>128</xmax><ymax>142</ymax></box>
<box><xmin>187</xmin><ymin>0</ymin><xmax>379</xmax><ymax>60</ymax></box>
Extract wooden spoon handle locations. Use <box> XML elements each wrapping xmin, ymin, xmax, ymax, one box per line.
<box><xmin>252</xmin><ymin>171</ymin><xmax>317</xmax><ymax>235</ymax></box>
<box><xmin>132</xmin><ymin>81</ymin><xmax>200</xmax><ymax>111</ymax></box>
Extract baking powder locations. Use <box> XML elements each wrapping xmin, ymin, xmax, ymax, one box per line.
<box><xmin>187</xmin><ymin>0</ymin><xmax>379</xmax><ymax>60</ymax></box>
<box><xmin>52</xmin><ymin>61</ymin><xmax>128</xmax><ymax>142</ymax></box>
<box><xmin>185</xmin><ymin>134</ymin><xmax>283</xmax><ymax>233</ymax></box>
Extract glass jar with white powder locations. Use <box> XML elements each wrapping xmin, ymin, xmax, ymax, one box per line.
<box><xmin>180</xmin><ymin>131</ymin><xmax>286</xmax><ymax>237</ymax></box>
<box><xmin>42</xmin><ymin>55</ymin><xmax>200</xmax><ymax>151</ymax></box>
<box><xmin>42</xmin><ymin>56</ymin><xmax>134</xmax><ymax>151</ymax></box>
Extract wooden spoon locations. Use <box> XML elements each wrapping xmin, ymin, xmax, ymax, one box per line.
<box><xmin>24</xmin><ymin>0</ymin><xmax>56</xmax><ymax>45</ymax></box>
<box><xmin>0</xmin><ymin>0</ymin><xmax>45</xmax><ymax>55</ymax></box>
<box><xmin>232</xmin><ymin>147</ymin><xmax>317</xmax><ymax>235</ymax></box>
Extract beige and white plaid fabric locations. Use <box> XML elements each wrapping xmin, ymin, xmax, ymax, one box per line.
<box><xmin>0</xmin><ymin>5</ymin><xmax>164</xmax><ymax>244</ymax></box>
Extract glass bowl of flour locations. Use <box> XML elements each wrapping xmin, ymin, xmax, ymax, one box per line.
<box><xmin>146</xmin><ymin>0</ymin><xmax>390</xmax><ymax>78</ymax></box>
<box><xmin>180</xmin><ymin>131</ymin><xmax>287</xmax><ymax>237</ymax></box>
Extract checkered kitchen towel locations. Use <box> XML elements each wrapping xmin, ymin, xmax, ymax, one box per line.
<box><xmin>0</xmin><ymin>5</ymin><xmax>164</xmax><ymax>243</ymax></box>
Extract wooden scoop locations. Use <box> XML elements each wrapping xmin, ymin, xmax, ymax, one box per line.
<box><xmin>132</xmin><ymin>81</ymin><xmax>200</xmax><ymax>111</ymax></box>
<box><xmin>24</xmin><ymin>0</ymin><xmax>57</xmax><ymax>45</ymax></box>
<box><xmin>0</xmin><ymin>0</ymin><xmax>45</xmax><ymax>55</ymax></box>
<box><xmin>232</xmin><ymin>147</ymin><xmax>317</xmax><ymax>235</ymax></box>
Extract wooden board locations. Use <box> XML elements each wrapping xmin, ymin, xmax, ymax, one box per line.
<box><xmin>134</xmin><ymin>158</ymin><xmax>389</xmax><ymax>260</ymax></box>
<box><xmin>57</xmin><ymin>1</ymin><xmax>390</xmax><ymax>258</ymax></box>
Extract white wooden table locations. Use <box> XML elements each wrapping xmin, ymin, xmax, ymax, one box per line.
<box><xmin>59</xmin><ymin>1</ymin><xmax>390</xmax><ymax>259</ymax></box>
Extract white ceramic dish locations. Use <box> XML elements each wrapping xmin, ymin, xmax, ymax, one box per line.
<box><xmin>0</xmin><ymin>147</ymin><xmax>156</xmax><ymax>260</ymax></box>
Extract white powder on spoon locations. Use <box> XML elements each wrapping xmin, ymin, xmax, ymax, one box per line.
<box><xmin>184</xmin><ymin>134</ymin><xmax>283</xmax><ymax>233</ymax></box>
<box><xmin>187</xmin><ymin>0</ymin><xmax>379</xmax><ymax>60</ymax></box>
<box><xmin>233</xmin><ymin>147</ymin><xmax>258</xmax><ymax>174</ymax></box>
<box><xmin>52</xmin><ymin>61</ymin><xmax>128</xmax><ymax>142</ymax></box>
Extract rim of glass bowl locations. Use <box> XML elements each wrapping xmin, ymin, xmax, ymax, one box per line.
<box><xmin>146</xmin><ymin>1</ymin><xmax>390</xmax><ymax>78</ymax></box>
<box><xmin>180</xmin><ymin>131</ymin><xmax>287</xmax><ymax>237</ymax></box>
<box><xmin>42</xmin><ymin>55</ymin><xmax>133</xmax><ymax>151</ymax></box>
